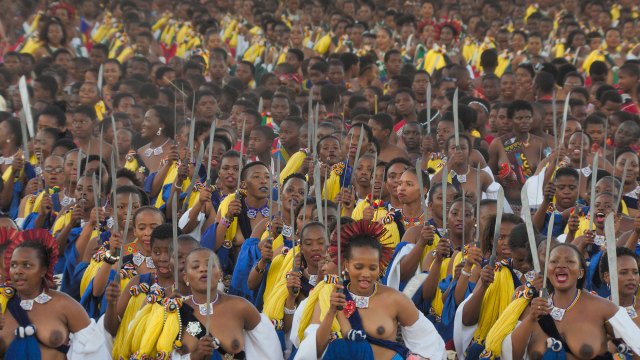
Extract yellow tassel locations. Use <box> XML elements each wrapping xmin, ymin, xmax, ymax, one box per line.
<box><xmin>156</xmin><ymin>303</ymin><xmax>180</xmax><ymax>355</ymax></box>
<box><xmin>154</xmin><ymin>162</ymin><xmax>178</xmax><ymax>209</ymax></box>
<box><xmin>472</xmin><ymin>266</ymin><xmax>516</xmax><ymax>343</ymax></box>
<box><xmin>262</xmin><ymin>249</ymin><xmax>291</xmax><ymax>302</ymax></box>
<box><xmin>279</xmin><ymin>151</ymin><xmax>306</xmax><ymax>184</ymax></box>
<box><xmin>298</xmin><ymin>282</ymin><xmax>340</xmax><ymax>341</ymax></box>
<box><xmin>112</xmin><ymin>292</ymin><xmax>147</xmax><ymax>359</ymax></box>
<box><xmin>484</xmin><ymin>297</ymin><xmax>529</xmax><ymax>358</ymax></box>
<box><xmin>321</xmin><ymin>169</ymin><xmax>342</xmax><ymax>202</ymax></box>
<box><xmin>80</xmin><ymin>259</ymin><xmax>102</xmax><ymax>297</ymax></box>
<box><xmin>313</xmin><ymin>33</ymin><xmax>332</xmax><ymax>55</ymax></box>
<box><xmin>152</xmin><ymin>13</ymin><xmax>171</xmax><ymax>32</ymax></box>
<box><xmin>138</xmin><ymin>303</ymin><xmax>166</xmax><ymax>356</ymax></box>
<box><xmin>223</xmin><ymin>20</ymin><xmax>238</xmax><ymax>41</ymax></box>
<box><xmin>217</xmin><ymin>192</ymin><xmax>239</xmax><ymax>243</ymax></box>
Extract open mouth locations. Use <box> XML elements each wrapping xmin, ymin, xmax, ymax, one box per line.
<box><xmin>595</xmin><ymin>212</ymin><xmax>605</xmax><ymax>222</ymax></box>
<box><xmin>259</xmin><ymin>186</ymin><xmax>269</xmax><ymax>192</ymax></box>
<box><xmin>555</xmin><ymin>272</ymin><xmax>569</xmax><ymax>283</ymax></box>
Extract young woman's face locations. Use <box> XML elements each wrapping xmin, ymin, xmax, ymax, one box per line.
<box><xmin>10</xmin><ymin>247</ymin><xmax>47</xmax><ymax>294</ymax></box>
<box><xmin>185</xmin><ymin>250</ymin><xmax>221</xmax><ymax>293</ymax></box>
<box><xmin>547</xmin><ymin>245</ymin><xmax>583</xmax><ymax>291</ymax></box>
<box><xmin>300</xmin><ymin>225</ymin><xmax>326</xmax><ymax>269</ymax></box>
<box><xmin>344</xmin><ymin>246</ymin><xmax>380</xmax><ymax>293</ymax></box>
<box><xmin>134</xmin><ymin>210</ymin><xmax>164</xmax><ymax>253</ymax></box>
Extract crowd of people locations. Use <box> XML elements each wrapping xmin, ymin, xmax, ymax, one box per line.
<box><xmin>0</xmin><ymin>0</ymin><xmax>639</xmax><ymax>359</ymax></box>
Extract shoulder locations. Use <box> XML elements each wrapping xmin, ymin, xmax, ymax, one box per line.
<box><xmin>401</xmin><ymin>226</ymin><xmax>421</xmax><ymax>244</ymax></box>
<box><xmin>581</xmin><ymin>290</ymin><xmax>619</xmax><ymax>318</ymax></box>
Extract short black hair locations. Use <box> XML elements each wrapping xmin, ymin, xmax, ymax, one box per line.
<box><xmin>507</xmin><ymin>100</ymin><xmax>533</xmax><ymax>119</ymax></box>
<box><xmin>555</xmin><ymin>167</ymin><xmax>579</xmax><ymax>182</ymax></box>
<box><xmin>38</xmin><ymin>105</ymin><xmax>66</xmax><ymax>127</ymax></box>
<box><xmin>150</xmin><ymin>223</ymin><xmax>180</xmax><ymax>249</ymax></box>
<box><xmin>241</xmin><ymin>161</ymin><xmax>268</xmax><ymax>181</ymax></box>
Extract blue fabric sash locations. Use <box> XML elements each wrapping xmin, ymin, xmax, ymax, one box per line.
<box><xmin>229</xmin><ymin>237</ymin><xmax>262</xmax><ymax>302</ymax></box>
<box><xmin>59</xmin><ymin>227</ymin><xmax>83</xmax><ymax>299</ymax></box>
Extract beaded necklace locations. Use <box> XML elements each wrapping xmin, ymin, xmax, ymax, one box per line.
<box><xmin>550</xmin><ymin>289</ymin><xmax>581</xmax><ymax>321</ymax></box>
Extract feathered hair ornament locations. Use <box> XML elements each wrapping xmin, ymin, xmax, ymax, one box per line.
<box><xmin>4</xmin><ymin>230</ymin><xmax>59</xmax><ymax>289</ymax></box>
<box><xmin>329</xmin><ymin>220</ymin><xmax>393</xmax><ymax>273</ymax></box>
<box><xmin>0</xmin><ymin>228</ymin><xmax>21</xmax><ymax>281</ymax></box>
<box><xmin>435</xmin><ymin>18</ymin><xmax>462</xmax><ymax>41</ymax></box>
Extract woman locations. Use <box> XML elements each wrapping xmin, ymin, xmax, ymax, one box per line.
<box><xmin>101</xmin><ymin>59</ymin><xmax>122</xmax><ymax>104</ymax></box>
<box><xmin>33</xmin><ymin>17</ymin><xmax>72</xmax><ymax>61</ymax></box>
<box><xmin>262</xmin><ymin>221</ymin><xmax>328</xmax><ymax>352</ymax></box>
<box><xmin>510</xmin><ymin>243</ymin><xmax>640</xmax><ymax>359</ymax></box>
<box><xmin>106</xmin><ymin>223</ymin><xmax>177</xmax><ymax>359</ymax></box>
<box><xmin>431</xmin><ymin>135</ymin><xmax>493</xmax><ymax>197</ymax></box>
<box><xmin>0</xmin><ymin>229</ymin><xmax>110</xmax><ymax>359</ymax></box>
<box><xmin>295</xmin><ymin>220</ymin><xmax>446</xmax><ymax>359</ymax></box>
<box><xmin>426</xmin><ymin>182</ymin><xmax>457</xmax><ymax>238</ymax></box>
<box><xmin>561</xmin><ymin>30</ymin><xmax>589</xmax><ymax>66</ymax></box>
<box><xmin>169</xmin><ymin>248</ymin><xmax>281</xmax><ymax>359</ymax></box>
<box><xmin>78</xmin><ymin>186</ymin><xmax>143</xmax><ymax>319</ymax></box>
<box><xmin>18</xmin><ymin>154</ymin><xmax>65</xmax><ymax>230</ymax></box>
<box><xmin>0</xmin><ymin>118</ymin><xmax>36</xmax><ymax>219</ymax></box>
<box><xmin>455</xmin><ymin>214</ymin><xmax>524</xmax><ymax>358</ymax></box>
<box><xmin>137</xmin><ymin>105</ymin><xmax>175</xmax><ymax>175</ymax></box>
<box><xmin>600</xmin><ymin>246</ymin><xmax>640</xmax><ymax>327</ymax></box>
<box><xmin>571</xmin><ymin>192</ymin><xmax>620</xmax><ymax>296</ymax></box>
<box><xmin>615</xmin><ymin>151</ymin><xmax>640</xmax><ymax>210</ymax></box>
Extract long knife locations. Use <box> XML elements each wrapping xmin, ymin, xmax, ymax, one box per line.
<box><xmin>236</xmin><ymin>118</ymin><xmax>247</xmax><ymax>197</ymax></box>
<box><xmin>489</xmin><ymin>186</ymin><xmax>505</xmax><ymax>266</ymax></box>
<box><xmin>588</xmin><ymin>154</ymin><xmax>599</xmax><ymax>231</ymax></box>
<box><xmin>426</xmin><ymin>81</ymin><xmax>432</xmax><ymax>135</ymax></box>
<box><xmin>475</xmin><ymin>165</ymin><xmax>482</xmax><ymax>244</ymax></box>
<box><xmin>604</xmin><ymin>213</ymin><xmax>619</xmax><ymax>305</ymax></box>
<box><xmin>552</xmin><ymin>89</ymin><xmax>557</xmax><ymax>150</ymax></box>
<box><xmin>453</xmin><ymin>88</ymin><xmax>460</xmax><ymax>150</ymax></box>
<box><xmin>97</xmin><ymin>64</ymin><xmax>104</xmax><ymax>98</ymax></box>
<box><xmin>314</xmin><ymin>165</ymin><xmax>323</xmax><ymax>234</ymax></box>
<box><xmin>291</xmin><ymin>200</ymin><xmax>300</xmax><ymax>296</ymax></box>
<box><xmin>115</xmin><ymin>194</ymin><xmax>133</xmax><ymax>281</ymax></box>
<box><xmin>110</xmin><ymin>154</ymin><xmax>119</xmax><ymax>234</ymax></box>
<box><xmin>559</xmin><ymin>92</ymin><xmax>571</xmax><ymax>148</ymax></box>
<box><xmin>336</xmin><ymin>200</ymin><xmax>343</xmax><ymax>310</ymax></box>
<box><xmin>92</xmin><ymin>174</ymin><xmax>100</xmax><ymax>231</ymax></box>
<box><xmin>349</xmin><ymin>129</ymin><xmax>365</xmax><ymax>190</ymax></box>
<box><xmin>541</xmin><ymin>212</ymin><xmax>556</xmax><ymax>298</ymax></box>
<box><xmin>111</xmin><ymin>115</ymin><xmax>119</xmax><ymax>167</ymax></box>
<box><xmin>182</xmin><ymin>145</ymin><xmax>205</xmax><ymax>213</ymax></box>
<box><xmin>19</xmin><ymin>76</ymin><xmax>34</xmax><ymax>141</ymax></box>
<box><xmin>442</xmin><ymin>163</ymin><xmax>448</xmax><ymax>236</ymax></box>
<box><xmin>206</xmin><ymin>121</ymin><xmax>217</xmax><ymax>185</ymax></box>
<box><xmin>205</xmin><ymin>253</ymin><xmax>215</xmax><ymax>334</ymax></box>
<box><xmin>615</xmin><ymin>161</ymin><xmax>628</xmax><ymax>212</ymax></box>
<box><xmin>521</xmin><ymin>184</ymin><xmax>541</xmax><ymax>274</ymax></box>
<box><xmin>416</xmin><ymin>158</ymin><xmax>427</xmax><ymax>225</ymax></box>
<box><xmin>171</xmin><ymin>192</ymin><xmax>179</xmax><ymax>289</ymax></box>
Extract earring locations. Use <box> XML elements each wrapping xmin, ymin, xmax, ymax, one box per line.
<box><xmin>186</xmin><ymin>281</ymin><xmax>190</xmax><ymax>287</ymax></box>
<box><xmin>341</xmin><ymin>269</ymin><xmax>349</xmax><ymax>279</ymax></box>
<box><xmin>5</xmin><ymin>139</ymin><xmax>9</xmax><ymax>143</ymax></box>
<box><xmin>156</xmin><ymin>128</ymin><xmax>162</xmax><ymax>136</ymax></box>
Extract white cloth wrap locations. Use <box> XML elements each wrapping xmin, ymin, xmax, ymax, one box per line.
<box><xmin>294</xmin><ymin>312</ymin><xmax>447</xmax><ymax>360</ymax></box>
<box><xmin>453</xmin><ymin>296</ymin><xmax>477</xmax><ymax>360</ymax></box>
<box><xmin>402</xmin><ymin>311</ymin><xmax>447</xmax><ymax>359</ymax></box>
<box><xmin>67</xmin><ymin>319</ymin><xmax>112</xmax><ymax>359</ymax></box>
<box><xmin>384</xmin><ymin>243</ymin><xmax>417</xmax><ymax>290</ymax></box>
<box><xmin>609</xmin><ymin>307</ymin><xmax>640</xmax><ymax>355</ymax></box>
<box><xmin>172</xmin><ymin>314</ymin><xmax>283</xmax><ymax>360</ymax></box>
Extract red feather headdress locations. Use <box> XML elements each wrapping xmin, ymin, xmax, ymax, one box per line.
<box><xmin>329</xmin><ymin>220</ymin><xmax>393</xmax><ymax>274</ymax></box>
<box><xmin>0</xmin><ymin>228</ymin><xmax>21</xmax><ymax>281</ymax></box>
<box><xmin>4</xmin><ymin>230</ymin><xmax>59</xmax><ymax>289</ymax></box>
<box><xmin>435</xmin><ymin>18</ymin><xmax>462</xmax><ymax>41</ymax></box>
